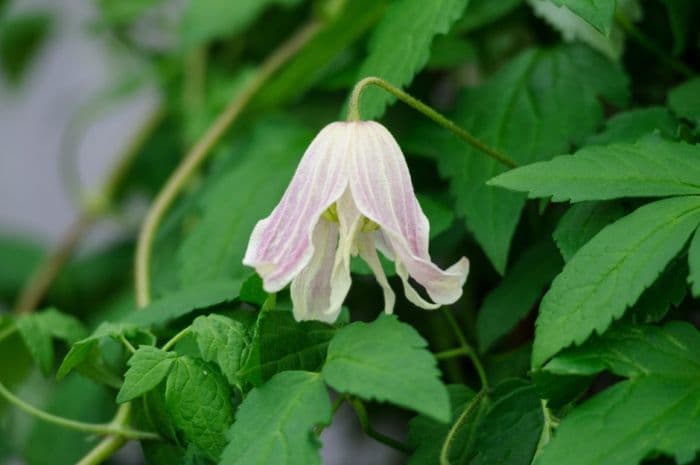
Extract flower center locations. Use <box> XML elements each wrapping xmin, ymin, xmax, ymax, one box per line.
<box><xmin>321</xmin><ymin>203</ymin><xmax>379</xmax><ymax>232</ymax></box>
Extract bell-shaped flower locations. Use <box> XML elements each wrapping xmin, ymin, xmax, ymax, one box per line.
<box><xmin>243</xmin><ymin>121</ymin><xmax>469</xmax><ymax>322</ymax></box>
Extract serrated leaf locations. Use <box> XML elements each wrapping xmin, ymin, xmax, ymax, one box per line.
<box><xmin>16</xmin><ymin>314</ymin><xmax>53</xmax><ymax>375</ymax></box>
<box><xmin>490</xmin><ymin>135</ymin><xmax>700</xmax><ymax>202</ymax></box>
<box><xmin>408</xmin><ymin>385</ymin><xmax>476</xmax><ymax>465</ymax></box>
<box><xmin>624</xmin><ymin>257</ymin><xmax>687</xmax><ymax>324</ymax></box>
<box><xmin>322</xmin><ymin>315</ymin><xmax>450</xmax><ymax>422</ymax></box>
<box><xmin>553</xmin><ymin>201</ymin><xmax>626</xmax><ymax>262</ymax></box>
<box><xmin>534</xmin><ymin>377</ymin><xmax>700</xmax><ymax>465</ymax></box>
<box><xmin>221</xmin><ymin>371</ymin><xmax>330</xmax><ymax>465</ymax></box>
<box><xmin>191</xmin><ymin>314</ymin><xmax>248</xmax><ymax>386</ymax></box>
<box><xmin>477</xmin><ymin>241</ymin><xmax>562</xmax><ymax>352</ymax></box>
<box><xmin>117</xmin><ymin>346</ymin><xmax>177</xmax><ymax>403</ymax></box>
<box><xmin>668</xmin><ymin>77</ymin><xmax>700</xmax><ymax>125</ymax></box>
<box><xmin>549</xmin><ymin>0</ymin><xmax>615</xmax><ymax>34</ymax></box>
<box><xmin>353</xmin><ymin>0</ymin><xmax>469</xmax><ymax>120</ymax></box>
<box><xmin>532</xmin><ymin>196</ymin><xmax>700</xmax><ymax>366</ymax></box>
<box><xmin>431</xmin><ymin>44</ymin><xmax>627</xmax><ymax>272</ymax></box>
<box><xmin>124</xmin><ymin>279</ymin><xmax>242</xmax><ymax>327</ymax></box>
<box><xmin>165</xmin><ymin>356</ymin><xmax>234</xmax><ymax>460</ymax></box>
<box><xmin>586</xmin><ymin>107</ymin><xmax>678</xmax><ymax>146</ymax></box>
<box><xmin>177</xmin><ymin>120</ymin><xmax>313</xmax><ymax>286</ymax></box>
<box><xmin>239</xmin><ymin>311</ymin><xmax>334</xmax><ymax>386</ymax></box>
<box><xmin>688</xmin><ymin>225</ymin><xmax>700</xmax><ymax>296</ymax></box>
<box><xmin>544</xmin><ymin>321</ymin><xmax>700</xmax><ymax>379</ymax></box>
<box><xmin>33</xmin><ymin>308</ymin><xmax>87</xmax><ymax>344</ymax></box>
<box><xmin>181</xmin><ymin>0</ymin><xmax>303</xmax><ymax>46</ymax></box>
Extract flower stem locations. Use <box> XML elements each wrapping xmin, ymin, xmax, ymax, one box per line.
<box><xmin>161</xmin><ymin>327</ymin><xmax>191</xmax><ymax>352</ymax></box>
<box><xmin>346</xmin><ymin>76</ymin><xmax>518</xmax><ymax>169</ymax></box>
<box><xmin>0</xmin><ymin>380</ymin><xmax>158</xmax><ymax>441</ymax></box>
<box><xmin>349</xmin><ymin>398</ymin><xmax>413</xmax><ymax>454</ymax></box>
<box><xmin>434</xmin><ymin>347</ymin><xmax>470</xmax><ymax>360</ymax></box>
<box><xmin>134</xmin><ymin>19</ymin><xmax>323</xmax><ymax>307</ymax></box>
<box><xmin>442</xmin><ymin>310</ymin><xmax>489</xmax><ymax>389</ymax></box>
<box><xmin>439</xmin><ymin>389</ymin><xmax>486</xmax><ymax>465</ymax></box>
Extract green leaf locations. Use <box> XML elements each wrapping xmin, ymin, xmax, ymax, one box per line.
<box><xmin>97</xmin><ymin>0</ymin><xmax>165</xmax><ymax>25</ymax></box>
<box><xmin>624</xmin><ymin>257</ymin><xmax>687</xmax><ymax>324</ymax></box>
<box><xmin>0</xmin><ymin>234</ymin><xmax>42</xmax><ymax>302</ymax></box>
<box><xmin>124</xmin><ymin>279</ymin><xmax>242</xmax><ymax>327</ymax></box>
<box><xmin>586</xmin><ymin>107</ymin><xmax>678</xmax><ymax>146</ymax></box>
<box><xmin>33</xmin><ymin>308</ymin><xmax>87</xmax><ymax>344</ymax></box>
<box><xmin>240</xmin><ymin>310</ymin><xmax>334</xmax><ymax>386</ymax></box>
<box><xmin>16</xmin><ymin>314</ymin><xmax>54</xmax><ymax>375</ymax></box>
<box><xmin>322</xmin><ymin>315</ymin><xmax>450</xmax><ymax>422</ymax></box>
<box><xmin>432</xmin><ymin>44</ymin><xmax>627</xmax><ymax>272</ymax></box>
<box><xmin>688</xmin><ymin>225</ymin><xmax>700</xmax><ymax>296</ymax></box>
<box><xmin>454</xmin><ymin>0</ymin><xmax>523</xmax><ymax>32</ymax></box>
<box><xmin>408</xmin><ymin>385</ymin><xmax>476</xmax><ymax>465</ymax></box>
<box><xmin>191</xmin><ymin>314</ymin><xmax>249</xmax><ymax>386</ymax></box>
<box><xmin>668</xmin><ymin>77</ymin><xmax>700</xmax><ymax>125</ymax></box>
<box><xmin>177</xmin><ymin>119</ymin><xmax>313</xmax><ymax>286</ymax></box>
<box><xmin>662</xmin><ymin>0</ymin><xmax>698</xmax><ymax>55</ymax></box>
<box><xmin>534</xmin><ymin>377</ymin><xmax>700</xmax><ymax>465</ymax></box>
<box><xmin>477</xmin><ymin>241</ymin><xmax>562</xmax><ymax>352</ymax></box>
<box><xmin>181</xmin><ymin>0</ymin><xmax>303</xmax><ymax>46</ymax></box>
<box><xmin>489</xmin><ymin>135</ymin><xmax>700</xmax><ymax>202</ymax></box>
<box><xmin>532</xmin><ymin>196</ymin><xmax>700</xmax><ymax>366</ymax></box>
<box><xmin>0</xmin><ymin>13</ymin><xmax>51</xmax><ymax>83</ymax></box>
<box><xmin>117</xmin><ymin>346</ymin><xmax>177</xmax><ymax>403</ymax></box>
<box><xmin>353</xmin><ymin>0</ymin><xmax>469</xmax><ymax>120</ymax></box>
<box><xmin>470</xmin><ymin>380</ymin><xmax>544</xmax><ymax>465</ymax></box>
<box><xmin>165</xmin><ymin>356</ymin><xmax>234</xmax><ymax>460</ymax></box>
<box><xmin>221</xmin><ymin>371</ymin><xmax>330</xmax><ymax>465</ymax></box>
<box><xmin>544</xmin><ymin>321</ymin><xmax>700</xmax><ymax>379</ymax></box>
<box><xmin>553</xmin><ymin>201</ymin><xmax>626</xmax><ymax>262</ymax></box>
<box><xmin>549</xmin><ymin>0</ymin><xmax>615</xmax><ymax>34</ymax></box>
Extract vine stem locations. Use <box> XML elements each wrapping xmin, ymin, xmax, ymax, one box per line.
<box><xmin>161</xmin><ymin>327</ymin><xmax>191</xmax><ymax>351</ymax></box>
<box><xmin>349</xmin><ymin>398</ymin><xmax>412</xmax><ymax>454</ymax></box>
<box><xmin>346</xmin><ymin>76</ymin><xmax>518</xmax><ymax>169</ymax></box>
<box><xmin>0</xmin><ymin>380</ymin><xmax>158</xmax><ymax>441</ymax></box>
<box><xmin>442</xmin><ymin>310</ymin><xmax>488</xmax><ymax>389</ymax></box>
<box><xmin>13</xmin><ymin>107</ymin><xmax>164</xmax><ymax>315</ymax></box>
<box><xmin>439</xmin><ymin>389</ymin><xmax>486</xmax><ymax>465</ymax></box>
<box><xmin>134</xmin><ymin>19</ymin><xmax>323</xmax><ymax>307</ymax></box>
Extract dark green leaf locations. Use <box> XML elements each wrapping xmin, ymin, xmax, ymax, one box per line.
<box><xmin>221</xmin><ymin>371</ymin><xmax>330</xmax><ymax>465</ymax></box>
<box><xmin>533</xmin><ymin>196</ymin><xmax>700</xmax><ymax>366</ymax></box>
<box><xmin>165</xmin><ymin>356</ymin><xmax>234</xmax><ymax>459</ymax></box>
<box><xmin>553</xmin><ymin>201</ymin><xmax>626</xmax><ymax>262</ymax></box>
<box><xmin>0</xmin><ymin>13</ymin><xmax>51</xmax><ymax>83</ymax></box>
<box><xmin>117</xmin><ymin>346</ymin><xmax>177</xmax><ymax>403</ymax></box>
<box><xmin>191</xmin><ymin>314</ymin><xmax>249</xmax><ymax>386</ymax></box>
<box><xmin>455</xmin><ymin>0</ymin><xmax>523</xmax><ymax>32</ymax></box>
<box><xmin>16</xmin><ymin>314</ymin><xmax>53</xmax><ymax>375</ymax></box>
<box><xmin>322</xmin><ymin>315</ymin><xmax>450</xmax><ymax>422</ymax></box>
<box><xmin>477</xmin><ymin>241</ymin><xmax>562</xmax><ymax>352</ymax></box>
<box><xmin>668</xmin><ymin>77</ymin><xmax>700</xmax><ymax>125</ymax></box>
<box><xmin>624</xmin><ymin>257</ymin><xmax>687</xmax><ymax>323</ymax></box>
<box><xmin>586</xmin><ymin>107</ymin><xmax>678</xmax><ymax>146</ymax></box>
<box><xmin>490</xmin><ymin>135</ymin><xmax>700</xmax><ymax>202</ymax></box>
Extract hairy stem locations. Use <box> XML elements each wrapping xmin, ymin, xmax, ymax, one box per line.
<box><xmin>349</xmin><ymin>398</ymin><xmax>413</xmax><ymax>454</ymax></box>
<box><xmin>134</xmin><ymin>19</ymin><xmax>322</xmax><ymax>307</ymax></box>
<box><xmin>442</xmin><ymin>311</ymin><xmax>489</xmax><ymax>389</ymax></box>
<box><xmin>346</xmin><ymin>76</ymin><xmax>517</xmax><ymax>168</ymax></box>
<box><xmin>439</xmin><ymin>389</ymin><xmax>486</xmax><ymax>465</ymax></box>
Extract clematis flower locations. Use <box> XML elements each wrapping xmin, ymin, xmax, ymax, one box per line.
<box><xmin>243</xmin><ymin>121</ymin><xmax>469</xmax><ymax>322</ymax></box>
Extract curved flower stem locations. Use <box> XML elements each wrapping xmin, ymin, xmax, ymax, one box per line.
<box><xmin>0</xmin><ymin>380</ymin><xmax>159</xmax><ymax>441</ymax></box>
<box><xmin>134</xmin><ymin>19</ymin><xmax>323</xmax><ymax>307</ymax></box>
<box><xmin>13</xmin><ymin>107</ymin><xmax>164</xmax><ymax>315</ymax></box>
<box><xmin>615</xmin><ymin>12</ymin><xmax>694</xmax><ymax>79</ymax></box>
<box><xmin>161</xmin><ymin>327</ymin><xmax>191</xmax><ymax>351</ymax></box>
<box><xmin>442</xmin><ymin>310</ymin><xmax>488</xmax><ymax>389</ymax></box>
<box><xmin>439</xmin><ymin>389</ymin><xmax>486</xmax><ymax>465</ymax></box>
<box><xmin>346</xmin><ymin>76</ymin><xmax>518</xmax><ymax>169</ymax></box>
<box><xmin>349</xmin><ymin>398</ymin><xmax>412</xmax><ymax>454</ymax></box>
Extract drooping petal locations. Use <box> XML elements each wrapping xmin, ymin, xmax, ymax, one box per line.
<box><xmin>243</xmin><ymin>122</ymin><xmax>351</xmax><ymax>292</ymax></box>
<box><xmin>290</xmin><ymin>191</ymin><xmax>360</xmax><ymax>323</ymax></box>
<box><xmin>348</xmin><ymin>121</ymin><xmax>469</xmax><ymax>308</ymax></box>
<box><xmin>357</xmin><ymin>232</ymin><xmax>396</xmax><ymax>315</ymax></box>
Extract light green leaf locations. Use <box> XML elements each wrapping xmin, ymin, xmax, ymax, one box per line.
<box><xmin>688</xmin><ymin>225</ymin><xmax>700</xmax><ymax>296</ymax></box>
<box><xmin>532</xmin><ymin>196</ymin><xmax>700</xmax><ymax>366</ymax></box>
<box><xmin>178</xmin><ymin>119</ymin><xmax>312</xmax><ymax>286</ymax></box>
<box><xmin>489</xmin><ymin>135</ymin><xmax>700</xmax><ymax>202</ymax></box>
<box><xmin>221</xmin><ymin>371</ymin><xmax>330</xmax><ymax>465</ymax></box>
<box><xmin>354</xmin><ymin>0</ymin><xmax>469</xmax><ymax>120</ymax></box>
<box><xmin>16</xmin><ymin>314</ymin><xmax>53</xmax><ymax>375</ymax></box>
<box><xmin>181</xmin><ymin>0</ymin><xmax>303</xmax><ymax>46</ymax></box>
<box><xmin>534</xmin><ymin>377</ymin><xmax>700</xmax><ymax>465</ymax></box>
<box><xmin>191</xmin><ymin>314</ymin><xmax>249</xmax><ymax>386</ymax></box>
<box><xmin>124</xmin><ymin>279</ymin><xmax>242</xmax><ymax>327</ymax></box>
<box><xmin>97</xmin><ymin>0</ymin><xmax>165</xmax><ymax>25</ymax></box>
<box><xmin>586</xmin><ymin>107</ymin><xmax>678</xmax><ymax>146</ymax></box>
<box><xmin>33</xmin><ymin>308</ymin><xmax>87</xmax><ymax>344</ymax></box>
<box><xmin>549</xmin><ymin>0</ymin><xmax>615</xmax><ymax>34</ymax></box>
<box><xmin>477</xmin><ymin>241</ymin><xmax>562</xmax><ymax>352</ymax></box>
<box><xmin>322</xmin><ymin>315</ymin><xmax>450</xmax><ymax>422</ymax></box>
<box><xmin>544</xmin><ymin>321</ymin><xmax>700</xmax><ymax>379</ymax></box>
<box><xmin>240</xmin><ymin>311</ymin><xmax>334</xmax><ymax>386</ymax></box>
<box><xmin>432</xmin><ymin>44</ymin><xmax>627</xmax><ymax>272</ymax></box>
<box><xmin>165</xmin><ymin>356</ymin><xmax>234</xmax><ymax>459</ymax></box>
<box><xmin>668</xmin><ymin>77</ymin><xmax>700</xmax><ymax>125</ymax></box>
<box><xmin>553</xmin><ymin>201</ymin><xmax>626</xmax><ymax>262</ymax></box>
<box><xmin>117</xmin><ymin>346</ymin><xmax>177</xmax><ymax>403</ymax></box>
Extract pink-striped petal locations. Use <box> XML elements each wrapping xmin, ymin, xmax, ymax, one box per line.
<box><xmin>243</xmin><ymin>122</ymin><xmax>351</xmax><ymax>292</ymax></box>
<box><xmin>348</xmin><ymin>121</ymin><xmax>469</xmax><ymax>308</ymax></box>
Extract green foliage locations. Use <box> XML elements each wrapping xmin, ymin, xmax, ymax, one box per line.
<box><xmin>354</xmin><ymin>0</ymin><xmax>469</xmax><ymax>120</ymax></box>
<box><xmin>455</xmin><ymin>0</ymin><xmax>523</xmax><ymax>32</ymax></box>
<box><xmin>532</xmin><ymin>196</ymin><xmax>700</xmax><ymax>366</ymax></box>
<box><xmin>549</xmin><ymin>0</ymin><xmax>615</xmax><ymax>34</ymax></box>
<box><xmin>0</xmin><ymin>12</ymin><xmax>51</xmax><ymax>83</ymax></box>
<box><xmin>322</xmin><ymin>315</ymin><xmax>450</xmax><ymax>421</ymax></box>
<box><xmin>191</xmin><ymin>314</ymin><xmax>249</xmax><ymax>386</ymax></box>
<box><xmin>117</xmin><ymin>346</ymin><xmax>177</xmax><ymax>402</ymax></box>
<box><xmin>552</xmin><ymin>201</ymin><xmax>626</xmax><ymax>261</ymax></box>
<box><xmin>668</xmin><ymin>77</ymin><xmax>700</xmax><ymax>125</ymax></box>
<box><xmin>431</xmin><ymin>44</ymin><xmax>627</xmax><ymax>272</ymax></box>
<box><xmin>586</xmin><ymin>107</ymin><xmax>678</xmax><ymax>145</ymax></box>
<box><xmin>221</xmin><ymin>371</ymin><xmax>330</xmax><ymax>465</ymax></box>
